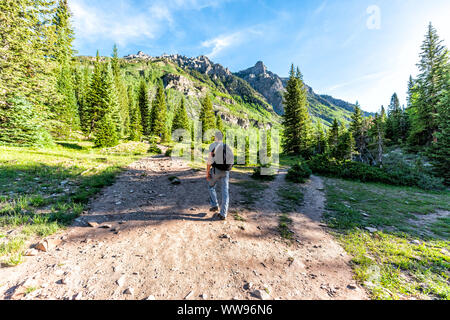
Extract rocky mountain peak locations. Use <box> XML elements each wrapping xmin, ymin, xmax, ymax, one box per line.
<box><xmin>124</xmin><ymin>51</ymin><xmax>152</xmax><ymax>60</ymax></box>
<box><xmin>253</xmin><ymin>61</ymin><xmax>267</xmax><ymax>75</ymax></box>
<box><xmin>235</xmin><ymin>62</ymin><xmax>285</xmax><ymax>114</ymax></box>
<box><xmin>166</xmin><ymin>54</ymin><xmax>232</xmax><ymax>78</ymax></box>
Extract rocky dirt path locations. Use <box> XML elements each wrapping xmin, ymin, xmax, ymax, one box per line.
<box><xmin>0</xmin><ymin>154</ymin><xmax>367</xmax><ymax>300</ymax></box>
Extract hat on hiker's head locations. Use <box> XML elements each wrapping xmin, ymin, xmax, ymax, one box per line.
<box><xmin>215</xmin><ymin>130</ymin><xmax>223</xmax><ymax>142</ymax></box>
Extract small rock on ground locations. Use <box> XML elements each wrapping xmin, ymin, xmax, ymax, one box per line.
<box><xmin>124</xmin><ymin>287</ymin><xmax>134</xmax><ymax>295</ymax></box>
<box><xmin>252</xmin><ymin>289</ymin><xmax>271</xmax><ymax>300</ymax></box>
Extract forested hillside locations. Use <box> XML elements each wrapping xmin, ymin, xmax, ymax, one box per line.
<box><xmin>0</xmin><ymin>0</ymin><xmax>375</xmax><ymax>152</ymax></box>
<box><xmin>281</xmin><ymin>23</ymin><xmax>449</xmax><ymax>188</ymax></box>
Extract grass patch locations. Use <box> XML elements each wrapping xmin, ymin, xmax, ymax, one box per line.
<box><xmin>323</xmin><ymin>177</ymin><xmax>450</xmax><ymax>300</ymax></box>
<box><xmin>229</xmin><ymin>209</ymin><xmax>246</xmax><ymax>222</ymax></box>
<box><xmin>232</xmin><ymin>179</ymin><xmax>269</xmax><ymax>210</ymax></box>
<box><xmin>0</xmin><ymin>140</ymin><xmax>149</xmax><ymax>266</ymax></box>
<box><xmin>278</xmin><ymin>213</ymin><xmax>294</xmax><ymax>240</ymax></box>
<box><xmin>276</xmin><ymin>185</ymin><xmax>304</xmax><ymax>240</ymax></box>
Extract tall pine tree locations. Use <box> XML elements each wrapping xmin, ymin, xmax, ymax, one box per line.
<box><xmin>172</xmin><ymin>98</ymin><xmax>190</xmax><ymax>132</ymax></box>
<box><xmin>350</xmin><ymin>102</ymin><xmax>366</xmax><ymax>162</ymax></box>
<box><xmin>138</xmin><ymin>79</ymin><xmax>151</xmax><ymax>136</ymax></box>
<box><xmin>328</xmin><ymin>118</ymin><xmax>340</xmax><ymax>158</ymax></box>
<box><xmin>282</xmin><ymin>65</ymin><xmax>313</xmax><ymax>157</ymax></box>
<box><xmin>52</xmin><ymin>61</ymin><xmax>79</xmax><ymax>134</ymax></box>
<box><xmin>0</xmin><ymin>0</ymin><xmax>57</xmax><ymax>106</ymax></box>
<box><xmin>0</xmin><ymin>0</ymin><xmax>59</xmax><ymax>146</ymax></box>
<box><xmin>73</xmin><ymin>65</ymin><xmax>91</xmax><ymax>132</ymax></box>
<box><xmin>429</xmin><ymin>65</ymin><xmax>450</xmax><ymax>184</ymax></box>
<box><xmin>111</xmin><ymin>44</ymin><xmax>129</xmax><ymax>137</ymax></box>
<box><xmin>216</xmin><ymin>114</ymin><xmax>224</xmax><ymax>134</ymax></box>
<box><xmin>314</xmin><ymin>121</ymin><xmax>327</xmax><ymax>155</ymax></box>
<box><xmin>104</xmin><ymin>61</ymin><xmax>122</xmax><ymax>139</ymax></box>
<box><xmin>83</xmin><ymin>52</ymin><xmax>118</xmax><ymax>138</ymax></box>
<box><xmin>385</xmin><ymin>93</ymin><xmax>402</xmax><ymax>145</ymax></box>
<box><xmin>128</xmin><ymin>86</ymin><xmax>142</xmax><ymax>141</ymax></box>
<box><xmin>150</xmin><ymin>84</ymin><xmax>169</xmax><ymax>141</ymax></box>
<box><xmin>52</xmin><ymin>0</ymin><xmax>75</xmax><ymax>63</ymax></box>
<box><xmin>408</xmin><ymin>23</ymin><xmax>449</xmax><ymax>147</ymax></box>
<box><xmin>199</xmin><ymin>95</ymin><xmax>216</xmax><ymax>142</ymax></box>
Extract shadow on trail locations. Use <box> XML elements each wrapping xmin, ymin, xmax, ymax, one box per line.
<box><xmin>60</xmin><ymin>155</ymin><xmax>290</xmax><ymax>244</ymax></box>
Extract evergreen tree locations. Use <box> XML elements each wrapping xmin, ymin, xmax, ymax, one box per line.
<box><xmin>52</xmin><ymin>61</ymin><xmax>79</xmax><ymax>133</ymax></box>
<box><xmin>138</xmin><ymin>79</ymin><xmax>151</xmax><ymax>136</ymax></box>
<box><xmin>104</xmin><ymin>61</ymin><xmax>122</xmax><ymax>139</ymax></box>
<box><xmin>83</xmin><ymin>52</ymin><xmax>118</xmax><ymax>138</ymax></box>
<box><xmin>385</xmin><ymin>93</ymin><xmax>402</xmax><ymax>144</ymax></box>
<box><xmin>368</xmin><ymin>112</ymin><xmax>385</xmax><ymax>167</ymax></box>
<box><xmin>282</xmin><ymin>65</ymin><xmax>313</xmax><ymax>157</ymax></box>
<box><xmin>111</xmin><ymin>44</ymin><xmax>129</xmax><ymax>137</ymax></box>
<box><xmin>47</xmin><ymin>0</ymin><xmax>79</xmax><ymax>135</ymax></box>
<box><xmin>111</xmin><ymin>45</ymin><xmax>120</xmax><ymax>77</ymax></box>
<box><xmin>128</xmin><ymin>87</ymin><xmax>143</xmax><ymax>142</ymax></box>
<box><xmin>216</xmin><ymin>114</ymin><xmax>224</xmax><ymax>133</ymax></box>
<box><xmin>406</xmin><ymin>76</ymin><xmax>415</xmax><ymax>109</ymax></box>
<box><xmin>0</xmin><ymin>97</ymin><xmax>53</xmax><ymax>147</ymax></box>
<box><xmin>380</xmin><ymin>105</ymin><xmax>387</xmax><ymax>122</ymax></box>
<box><xmin>399</xmin><ymin>105</ymin><xmax>410</xmax><ymax>143</ymax></box>
<box><xmin>52</xmin><ymin>0</ymin><xmax>75</xmax><ymax>63</ymax></box>
<box><xmin>172</xmin><ymin>98</ymin><xmax>190</xmax><ymax>132</ymax></box>
<box><xmin>335</xmin><ymin>129</ymin><xmax>355</xmax><ymax>161</ymax></box>
<box><xmin>314</xmin><ymin>121</ymin><xmax>327</xmax><ymax>155</ymax></box>
<box><xmin>409</xmin><ymin>23</ymin><xmax>449</xmax><ymax>147</ymax></box>
<box><xmin>73</xmin><ymin>65</ymin><xmax>91</xmax><ymax>132</ymax></box>
<box><xmin>94</xmin><ymin>114</ymin><xmax>119</xmax><ymax>148</ymax></box>
<box><xmin>350</xmin><ymin>102</ymin><xmax>366</xmax><ymax>162</ymax></box>
<box><xmin>150</xmin><ymin>84</ymin><xmax>169</xmax><ymax>141</ymax></box>
<box><xmin>0</xmin><ymin>0</ymin><xmax>58</xmax><ymax>118</ymax></box>
<box><xmin>199</xmin><ymin>95</ymin><xmax>216</xmax><ymax>141</ymax></box>
<box><xmin>429</xmin><ymin>67</ymin><xmax>450</xmax><ymax>184</ymax></box>
<box><xmin>328</xmin><ymin>118</ymin><xmax>340</xmax><ymax>157</ymax></box>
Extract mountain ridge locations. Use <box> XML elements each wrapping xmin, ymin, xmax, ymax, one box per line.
<box><xmin>122</xmin><ymin>51</ymin><xmax>372</xmax><ymax>126</ymax></box>
<box><xmin>235</xmin><ymin>61</ymin><xmax>373</xmax><ymax>121</ymax></box>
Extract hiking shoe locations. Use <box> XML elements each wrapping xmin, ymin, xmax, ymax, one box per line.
<box><xmin>210</xmin><ymin>206</ymin><xmax>219</xmax><ymax>212</ymax></box>
<box><xmin>219</xmin><ymin>214</ymin><xmax>226</xmax><ymax>221</ymax></box>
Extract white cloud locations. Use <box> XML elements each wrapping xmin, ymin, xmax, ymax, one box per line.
<box><xmin>202</xmin><ymin>32</ymin><xmax>242</xmax><ymax>58</ymax></box>
<box><xmin>69</xmin><ymin>0</ymin><xmax>165</xmax><ymax>47</ymax></box>
<box><xmin>201</xmin><ymin>27</ymin><xmax>264</xmax><ymax>58</ymax></box>
<box><xmin>69</xmin><ymin>0</ymin><xmax>233</xmax><ymax>47</ymax></box>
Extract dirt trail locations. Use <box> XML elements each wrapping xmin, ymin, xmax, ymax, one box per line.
<box><xmin>0</xmin><ymin>154</ymin><xmax>367</xmax><ymax>300</ymax></box>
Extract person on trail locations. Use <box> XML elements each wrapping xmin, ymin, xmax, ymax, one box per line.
<box><xmin>206</xmin><ymin>131</ymin><xmax>234</xmax><ymax>220</ymax></box>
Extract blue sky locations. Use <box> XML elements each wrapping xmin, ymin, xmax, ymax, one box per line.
<box><xmin>69</xmin><ymin>0</ymin><xmax>450</xmax><ymax>112</ymax></box>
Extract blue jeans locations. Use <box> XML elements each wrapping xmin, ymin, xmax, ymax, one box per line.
<box><xmin>208</xmin><ymin>168</ymin><xmax>229</xmax><ymax>217</ymax></box>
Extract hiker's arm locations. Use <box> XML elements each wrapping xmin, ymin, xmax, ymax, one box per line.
<box><xmin>206</xmin><ymin>163</ymin><xmax>212</xmax><ymax>180</ymax></box>
<box><xmin>206</xmin><ymin>152</ymin><xmax>213</xmax><ymax>180</ymax></box>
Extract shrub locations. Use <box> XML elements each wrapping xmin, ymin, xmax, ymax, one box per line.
<box><xmin>252</xmin><ymin>165</ymin><xmax>276</xmax><ymax>181</ymax></box>
<box><xmin>383</xmin><ymin>152</ymin><xmax>444</xmax><ymax>190</ymax></box>
<box><xmin>148</xmin><ymin>144</ymin><xmax>162</xmax><ymax>154</ymax></box>
<box><xmin>286</xmin><ymin>160</ymin><xmax>312</xmax><ymax>183</ymax></box>
<box><xmin>308</xmin><ymin>153</ymin><xmax>444</xmax><ymax>190</ymax></box>
<box><xmin>165</xmin><ymin>148</ymin><xmax>173</xmax><ymax>157</ymax></box>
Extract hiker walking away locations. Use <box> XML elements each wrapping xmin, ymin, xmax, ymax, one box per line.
<box><xmin>206</xmin><ymin>131</ymin><xmax>234</xmax><ymax>220</ymax></box>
